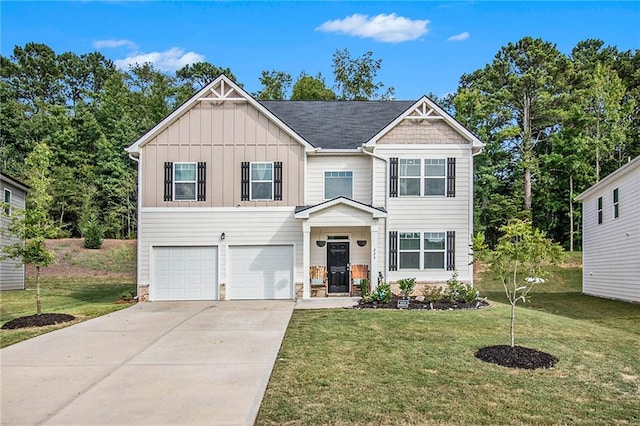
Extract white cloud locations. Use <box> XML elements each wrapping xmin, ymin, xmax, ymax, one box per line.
<box><xmin>316</xmin><ymin>13</ymin><xmax>429</xmax><ymax>43</ymax></box>
<box><xmin>113</xmin><ymin>48</ymin><xmax>205</xmax><ymax>72</ymax></box>
<box><xmin>93</xmin><ymin>39</ymin><xmax>138</xmax><ymax>49</ymax></box>
<box><xmin>447</xmin><ymin>32</ymin><xmax>470</xmax><ymax>42</ymax></box>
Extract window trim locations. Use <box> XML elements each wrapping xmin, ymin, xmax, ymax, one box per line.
<box><xmin>398</xmin><ymin>231</ymin><xmax>447</xmax><ymax>270</ymax></box>
<box><xmin>173</xmin><ymin>162</ymin><xmax>198</xmax><ymax>202</ymax></box>
<box><xmin>613</xmin><ymin>188</ymin><xmax>619</xmax><ymax>219</ymax></box>
<box><xmin>250</xmin><ymin>162</ymin><xmax>274</xmax><ymax>201</ymax></box>
<box><xmin>323</xmin><ymin>170</ymin><xmax>354</xmax><ymax>200</ymax></box>
<box><xmin>397</xmin><ymin>158</ymin><xmax>447</xmax><ymax>197</ymax></box>
<box><xmin>597</xmin><ymin>196</ymin><xmax>603</xmax><ymax>224</ymax></box>
<box><xmin>3</xmin><ymin>188</ymin><xmax>11</xmax><ymax>216</ymax></box>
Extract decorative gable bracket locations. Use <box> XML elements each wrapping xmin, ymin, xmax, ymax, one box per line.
<box><xmin>197</xmin><ymin>79</ymin><xmax>246</xmax><ymax>103</ymax></box>
<box><xmin>404</xmin><ymin>101</ymin><xmax>445</xmax><ymax>122</ymax></box>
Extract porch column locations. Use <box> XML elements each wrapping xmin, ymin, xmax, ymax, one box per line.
<box><xmin>302</xmin><ymin>222</ymin><xmax>311</xmax><ymax>299</ymax></box>
<box><xmin>370</xmin><ymin>222</ymin><xmax>379</xmax><ymax>290</ymax></box>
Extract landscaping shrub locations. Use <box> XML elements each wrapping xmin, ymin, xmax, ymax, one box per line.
<box><xmin>81</xmin><ymin>220</ymin><xmax>105</xmax><ymax>249</ymax></box>
<box><xmin>364</xmin><ymin>282</ymin><xmax>392</xmax><ymax>303</ymax></box>
<box><xmin>397</xmin><ymin>277</ymin><xmax>416</xmax><ymax>299</ymax></box>
<box><xmin>445</xmin><ymin>271</ymin><xmax>480</xmax><ymax>303</ymax></box>
<box><xmin>422</xmin><ymin>284</ymin><xmax>445</xmax><ymax>302</ymax></box>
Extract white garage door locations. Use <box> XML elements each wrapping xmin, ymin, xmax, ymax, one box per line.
<box><xmin>153</xmin><ymin>246</ymin><xmax>218</xmax><ymax>301</ymax></box>
<box><xmin>229</xmin><ymin>245</ymin><xmax>294</xmax><ymax>300</ymax></box>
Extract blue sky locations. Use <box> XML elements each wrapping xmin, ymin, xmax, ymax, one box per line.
<box><xmin>2</xmin><ymin>1</ymin><xmax>639</xmax><ymax>99</ymax></box>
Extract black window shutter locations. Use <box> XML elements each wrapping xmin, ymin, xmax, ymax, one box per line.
<box><xmin>389</xmin><ymin>157</ymin><xmax>398</xmax><ymax>197</ymax></box>
<box><xmin>197</xmin><ymin>162</ymin><xmax>206</xmax><ymax>201</ymax></box>
<box><xmin>164</xmin><ymin>162</ymin><xmax>173</xmax><ymax>201</ymax></box>
<box><xmin>389</xmin><ymin>231</ymin><xmax>398</xmax><ymax>271</ymax></box>
<box><xmin>241</xmin><ymin>162</ymin><xmax>250</xmax><ymax>201</ymax></box>
<box><xmin>447</xmin><ymin>157</ymin><xmax>456</xmax><ymax>197</ymax></box>
<box><xmin>274</xmin><ymin>162</ymin><xmax>283</xmax><ymax>201</ymax></box>
<box><xmin>446</xmin><ymin>231</ymin><xmax>455</xmax><ymax>271</ymax></box>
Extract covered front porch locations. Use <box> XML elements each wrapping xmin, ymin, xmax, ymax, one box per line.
<box><xmin>294</xmin><ymin>197</ymin><xmax>386</xmax><ymax>299</ymax></box>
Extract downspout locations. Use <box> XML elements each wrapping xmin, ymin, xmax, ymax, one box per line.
<box><xmin>470</xmin><ymin>145</ymin><xmax>484</xmax><ymax>286</ymax></box>
<box><xmin>128</xmin><ymin>152</ymin><xmax>142</xmax><ymax>298</ymax></box>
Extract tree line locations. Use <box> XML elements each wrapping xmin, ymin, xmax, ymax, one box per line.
<box><xmin>1</xmin><ymin>38</ymin><xmax>638</xmax><ymax>249</ymax></box>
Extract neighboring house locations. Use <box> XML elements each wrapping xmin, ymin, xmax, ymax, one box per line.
<box><xmin>126</xmin><ymin>75</ymin><xmax>484</xmax><ymax>301</ymax></box>
<box><xmin>1</xmin><ymin>173</ymin><xmax>29</xmax><ymax>290</ymax></box>
<box><xmin>576</xmin><ymin>156</ymin><xmax>640</xmax><ymax>303</ymax></box>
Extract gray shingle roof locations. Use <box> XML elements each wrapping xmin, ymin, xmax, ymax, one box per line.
<box><xmin>259</xmin><ymin>100</ymin><xmax>416</xmax><ymax>149</ymax></box>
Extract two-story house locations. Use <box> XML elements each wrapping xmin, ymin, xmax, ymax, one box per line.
<box><xmin>1</xmin><ymin>172</ymin><xmax>29</xmax><ymax>290</ymax></box>
<box><xmin>126</xmin><ymin>75</ymin><xmax>483</xmax><ymax>301</ymax></box>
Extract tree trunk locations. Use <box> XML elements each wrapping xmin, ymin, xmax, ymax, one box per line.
<box><xmin>510</xmin><ymin>301</ymin><xmax>516</xmax><ymax>347</ymax></box>
<box><xmin>524</xmin><ymin>167</ymin><xmax>532</xmax><ymax>211</ymax></box>
<box><xmin>523</xmin><ymin>93</ymin><xmax>533</xmax><ymax>211</ymax></box>
<box><xmin>36</xmin><ymin>266</ymin><xmax>42</xmax><ymax>315</ymax></box>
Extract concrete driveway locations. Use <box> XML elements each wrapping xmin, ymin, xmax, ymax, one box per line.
<box><xmin>1</xmin><ymin>301</ymin><xmax>294</xmax><ymax>426</ymax></box>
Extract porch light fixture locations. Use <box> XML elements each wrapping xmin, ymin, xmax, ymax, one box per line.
<box><xmin>316</xmin><ymin>240</ymin><xmax>326</xmax><ymax>247</ymax></box>
<box><xmin>220</xmin><ymin>232</ymin><xmax>226</xmax><ymax>240</ymax></box>
<box><xmin>357</xmin><ymin>240</ymin><xmax>367</xmax><ymax>247</ymax></box>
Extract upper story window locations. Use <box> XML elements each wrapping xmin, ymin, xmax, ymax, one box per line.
<box><xmin>174</xmin><ymin>163</ymin><xmax>197</xmax><ymax>201</ymax></box>
<box><xmin>613</xmin><ymin>188</ymin><xmax>619</xmax><ymax>219</ymax></box>
<box><xmin>163</xmin><ymin>162</ymin><xmax>206</xmax><ymax>202</ymax></box>
<box><xmin>324</xmin><ymin>171</ymin><xmax>353</xmax><ymax>199</ymax></box>
<box><xmin>392</xmin><ymin>158</ymin><xmax>454</xmax><ymax>197</ymax></box>
<box><xmin>3</xmin><ymin>189</ymin><xmax>11</xmax><ymax>216</ymax></box>
<box><xmin>251</xmin><ymin>162</ymin><xmax>274</xmax><ymax>200</ymax></box>
<box><xmin>597</xmin><ymin>196</ymin><xmax>603</xmax><ymax>224</ymax></box>
<box><xmin>424</xmin><ymin>159</ymin><xmax>446</xmax><ymax>196</ymax></box>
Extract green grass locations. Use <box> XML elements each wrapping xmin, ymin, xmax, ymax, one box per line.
<box><xmin>62</xmin><ymin>244</ymin><xmax>136</xmax><ymax>273</ymax></box>
<box><xmin>0</xmin><ymin>277</ymin><xmax>135</xmax><ymax>348</ymax></box>
<box><xmin>257</xmin><ymin>252</ymin><xmax>640</xmax><ymax>425</ymax></box>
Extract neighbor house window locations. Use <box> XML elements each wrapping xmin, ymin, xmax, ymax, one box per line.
<box><xmin>424</xmin><ymin>232</ymin><xmax>446</xmax><ymax>269</ymax></box>
<box><xmin>173</xmin><ymin>163</ymin><xmax>197</xmax><ymax>201</ymax></box>
<box><xmin>399</xmin><ymin>232</ymin><xmax>421</xmax><ymax>269</ymax></box>
<box><xmin>613</xmin><ymin>188</ymin><xmax>619</xmax><ymax>219</ymax></box>
<box><xmin>424</xmin><ymin>159</ymin><xmax>446</xmax><ymax>196</ymax></box>
<box><xmin>324</xmin><ymin>171</ymin><xmax>353</xmax><ymax>199</ymax></box>
<box><xmin>3</xmin><ymin>189</ymin><xmax>11</xmax><ymax>215</ymax></box>
<box><xmin>399</xmin><ymin>159</ymin><xmax>421</xmax><ymax>196</ymax></box>
<box><xmin>251</xmin><ymin>162</ymin><xmax>273</xmax><ymax>200</ymax></box>
<box><xmin>597</xmin><ymin>196</ymin><xmax>603</xmax><ymax>224</ymax></box>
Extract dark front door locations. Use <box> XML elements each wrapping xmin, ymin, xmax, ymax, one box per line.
<box><xmin>327</xmin><ymin>242</ymin><xmax>350</xmax><ymax>293</ymax></box>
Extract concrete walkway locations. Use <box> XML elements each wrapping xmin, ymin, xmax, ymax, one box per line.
<box><xmin>294</xmin><ymin>297</ymin><xmax>360</xmax><ymax>309</ymax></box>
<box><xmin>1</xmin><ymin>301</ymin><xmax>294</xmax><ymax>426</ymax></box>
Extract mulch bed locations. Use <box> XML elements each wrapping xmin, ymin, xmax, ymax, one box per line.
<box><xmin>354</xmin><ymin>296</ymin><xmax>490</xmax><ymax>310</ymax></box>
<box><xmin>1</xmin><ymin>313</ymin><xmax>76</xmax><ymax>330</ymax></box>
<box><xmin>475</xmin><ymin>345</ymin><xmax>559</xmax><ymax>369</ymax></box>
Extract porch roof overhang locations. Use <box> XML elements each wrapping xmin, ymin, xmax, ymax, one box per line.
<box><xmin>294</xmin><ymin>197</ymin><xmax>387</xmax><ymax>219</ymax></box>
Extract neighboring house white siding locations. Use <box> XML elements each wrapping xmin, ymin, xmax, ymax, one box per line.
<box><xmin>306</xmin><ymin>154</ymin><xmax>373</xmax><ymax>205</ymax></box>
<box><xmin>138</xmin><ymin>208</ymin><xmax>302</xmax><ymax>299</ymax></box>
<box><xmin>1</xmin><ymin>174</ymin><xmax>28</xmax><ymax>290</ymax></box>
<box><xmin>578</xmin><ymin>157</ymin><xmax>640</xmax><ymax>303</ymax></box>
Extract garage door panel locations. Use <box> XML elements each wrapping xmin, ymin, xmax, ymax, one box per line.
<box><xmin>153</xmin><ymin>246</ymin><xmax>218</xmax><ymax>301</ymax></box>
<box><xmin>229</xmin><ymin>245</ymin><xmax>293</xmax><ymax>300</ymax></box>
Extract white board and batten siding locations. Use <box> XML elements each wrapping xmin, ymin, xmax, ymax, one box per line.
<box><xmin>1</xmin><ymin>174</ymin><xmax>28</xmax><ymax>290</ymax></box>
<box><xmin>139</xmin><ymin>208</ymin><xmax>301</xmax><ymax>300</ymax></box>
<box><xmin>578</xmin><ymin>157</ymin><xmax>640</xmax><ymax>303</ymax></box>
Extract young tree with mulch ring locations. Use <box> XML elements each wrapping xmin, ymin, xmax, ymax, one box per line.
<box><xmin>473</xmin><ymin>219</ymin><xmax>565</xmax><ymax>368</ymax></box>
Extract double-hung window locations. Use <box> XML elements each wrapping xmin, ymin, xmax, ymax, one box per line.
<box><xmin>424</xmin><ymin>159</ymin><xmax>446</xmax><ymax>196</ymax></box>
<box><xmin>3</xmin><ymin>189</ymin><xmax>11</xmax><ymax>216</ymax></box>
<box><xmin>397</xmin><ymin>232</ymin><xmax>446</xmax><ymax>270</ymax></box>
<box><xmin>324</xmin><ymin>171</ymin><xmax>353</xmax><ymax>199</ymax></box>
<box><xmin>174</xmin><ymin>163</ymin><xmax>197</xmax><ymax>201</ymax></box>
<box><xmin>251</xmin><ymin>162</ymin><xmax>274</xmax><ymax>200</ymax></box>
<box><xmin>613</xmin><ymin>188</ymin><xmax>619</xmax><ymax>219</ymax></box>
<box><xmin>597</xmin><ymin>196</ymin><xmax>603</xmax><ymax>224</ymax></box>
<box><xmin>399</xmin><ymin>159</ymin><xmax>421</xmax><ymax>196</ymax></box>
<box><xmin>395</xmin><ymin>159</ymin><xmax>449</xmax><ymax>197</ymax></box>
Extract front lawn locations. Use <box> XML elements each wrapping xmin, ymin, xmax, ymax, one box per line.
<box><xmin>0</xmin><ymin>277</ymin><xmax>135</xmax><ymax>348</ymax></box>
<box><xmin>257</xmin><ymin>253</ymin><xmax>640</xmax><ymax>424</ymax></box>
